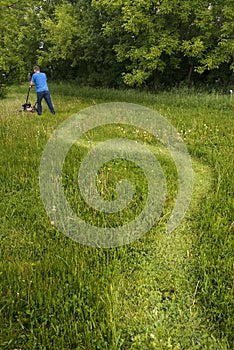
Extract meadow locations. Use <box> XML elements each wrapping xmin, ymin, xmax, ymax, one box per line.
<box><xmin>0</xmin><ymin>83</ymin><xmax>233</xmax><ymax>349</ymax></box>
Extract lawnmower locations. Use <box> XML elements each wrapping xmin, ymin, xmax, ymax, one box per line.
<box><xmin>18</xmin><ymin>86</ymin><xmax>37</xmax><ymax>113</ymax></box>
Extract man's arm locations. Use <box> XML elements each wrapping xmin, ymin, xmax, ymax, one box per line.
<box><xmin>29</xmin><ymin>74</ymin><xmax>35</xmax><ymax>87</ymax></box>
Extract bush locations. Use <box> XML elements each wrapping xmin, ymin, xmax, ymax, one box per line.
<box><xmin>0</xmin><ymin>72</ymin><xmax>7</xmax><ymax>98</ymax></box>
<box><xmin>0</xmin><ymin>84</ymin><xmax>7</xmax><ymax>98</ymax></box>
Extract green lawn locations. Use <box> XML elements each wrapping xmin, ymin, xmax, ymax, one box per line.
<box><xmin>0</xmin><ymin>84</ymin><xmax>233</xmax><ymax>349</ymax></box>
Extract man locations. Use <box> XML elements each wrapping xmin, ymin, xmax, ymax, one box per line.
<box><xmin>30</xmin><ymin>66</ymin><xmax>55</xmax><ymax>115</ymax></box>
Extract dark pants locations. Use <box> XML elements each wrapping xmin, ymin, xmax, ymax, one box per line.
<box><xmin>37</xmin><ymin>90</ymin><xmax>55</xmax><ymax>115</ymax></box>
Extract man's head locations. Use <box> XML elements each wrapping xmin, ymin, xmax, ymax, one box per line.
<box><xmin>33</xmin><ymin>66</ymin><xmax>40</xmax><ymax>72</ymax></box>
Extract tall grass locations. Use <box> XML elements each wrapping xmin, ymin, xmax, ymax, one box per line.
<box><xmin>0</xmin><ymin>83</ymin><xmax>233</xmax><ymax>349</ymax></box>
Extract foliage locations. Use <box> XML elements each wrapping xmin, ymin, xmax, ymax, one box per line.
<box><xmin>93</xmin><ymin>0</ymin><xmax>234</xmax><ymax>87</ymax></box>
<box><xmin>38</xmin><ymin>0</ymin><xmax>124</xmax><ymax>86</ymax></box>
<box><xmin>0</xmin><ymin>1</ymin><xmax>234</xmax><ymax>89</ymax></box>
<box><xmin>0</xmin><ymin>1</ymin><xmax>42</xmax><ymax>83</ymax></box>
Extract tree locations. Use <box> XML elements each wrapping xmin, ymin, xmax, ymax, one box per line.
<box><xmin>92</xmin><ymin>0</ymin><xmax>234</xmax><ymax>87</ymax></box>
<box><xmin>1</xmin><ymin>0</ymin><xmax>234</xmax><ymax>90</ymax></box>
<box><xmin>38</xmin><ymin>0</ymin><xmax>124</xmax><ymax>86</ymax></box>
<box><xmin>0</xmin><ymin>1</ymin><xmax>40</xmax><ymax>83</ymax></box>
<box><xmin>0</xmin><ymin>0</ymin><xmax>64</xmax><ymax>86</ymax></box>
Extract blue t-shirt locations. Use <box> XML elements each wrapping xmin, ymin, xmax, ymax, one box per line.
<box><xmin>31</xmin><ymin>72</ymin><xmax>49</xmax><ymax>92</ymax></box>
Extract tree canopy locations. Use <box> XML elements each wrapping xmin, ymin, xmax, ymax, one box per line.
<box><xmin>1</xmin><ymin>0</ymin><xmax>234</xmax><ymax>91</ymax></box>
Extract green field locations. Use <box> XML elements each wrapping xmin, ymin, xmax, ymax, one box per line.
<box><xmin>0</xmin><ymin>84</ymin><xmax>233</xmax><ymax>349</ymax></box>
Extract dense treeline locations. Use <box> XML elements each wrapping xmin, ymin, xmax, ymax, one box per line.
<box><xmin>1</xmin><ymin>0</ymin><xmax>234</xmax><ymax>92</ymax></box>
